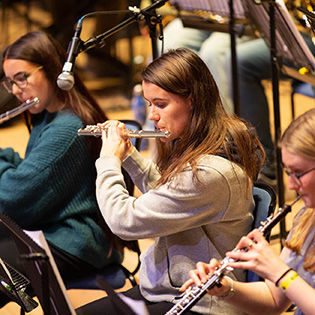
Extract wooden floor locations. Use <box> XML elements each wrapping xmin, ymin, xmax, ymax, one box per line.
<box><xmin>0</xmin><ymin>2</ymin><xmax>314</xmax><ymax>314</ymax></box>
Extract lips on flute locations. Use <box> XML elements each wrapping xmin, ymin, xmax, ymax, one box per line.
<box><xmin>78</xmin><ymin>125</ymin><xmax>170</xmax><ymax>139</ymax></box>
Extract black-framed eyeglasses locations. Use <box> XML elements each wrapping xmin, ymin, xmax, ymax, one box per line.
<box><xmin>282</xmin><ymin>164</ymin><xmax>315</xmax><ymax>183</ymax></box>
<box><xmin>1</xmin><ymin>66</ymin><xmax>43</xmax><ymax>93</ymax></box>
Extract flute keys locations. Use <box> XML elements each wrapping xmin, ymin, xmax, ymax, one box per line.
<box><xmin>77</xmin><ymin>125</ymin><xmax>103</xmax><ymax>137</ymax></box>
<box><xmin>78</xmin><ymin>125</ymin><xmax>171</xmax><ymax>139</ymax></box>
<box><xmin>86</xmin><ymin>125</ymin><xmax>102</xmax><ymax>133</ymax></box>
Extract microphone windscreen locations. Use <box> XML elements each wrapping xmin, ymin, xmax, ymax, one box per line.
<box><xmin>57</xmin><ymin>72</ymin><xmax>74</xmax><ymax>90</ymax></box>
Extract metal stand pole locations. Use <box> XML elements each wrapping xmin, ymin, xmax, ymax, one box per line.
<box><xmin>269</xmin><ymin>1</ymin><xmax>286</xmax><ymax>245</ymax></box>
<box><xmin>229</xmin><ymin>0</ymin><xmax>240</xmax><ymax>116</ymax></box>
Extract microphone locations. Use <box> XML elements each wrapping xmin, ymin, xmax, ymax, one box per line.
<box><xmin>57</xmin><ymin>20</ymin><xmax>83</xmax><ymax>90</ymax></box>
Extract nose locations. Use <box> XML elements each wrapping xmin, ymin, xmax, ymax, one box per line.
<box><xmin>148</xmin><ymin>105</ymin><xmax>159</xmax><ymax>121</ymax></box>
<box><xmin>287</xmin><ymin>175</ymin><xmax>300</xmax><ymax>191</ymax></box>
<box><xmin>11</xmin><ymin>83</ymin><xmax>22</xmax><ymax>96</ymax></box>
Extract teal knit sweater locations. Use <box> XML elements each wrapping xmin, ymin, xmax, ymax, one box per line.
<box><xmin>0</xmin><ymin>110</ymin><xmax>122</xmax><ymax>268</ymax></box>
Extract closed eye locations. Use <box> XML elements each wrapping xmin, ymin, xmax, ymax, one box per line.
<box><xmin>153</xmin><ymin>102</ymin><xmax>167</xmax><ymax>109</ymax></box>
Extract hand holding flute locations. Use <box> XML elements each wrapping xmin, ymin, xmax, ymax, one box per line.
<box><xmin>98</xmin><ymin>121</ymin><xmax>134</xmax><ymax>162</ymax></box>
<box><xmin>180</xmin><ymin>229</ymin><xmax>290</xmax><ymax>295</ymax></box>
<box><xmin>80</xmin><ymin>120</ymin><xmax>171</xmax><ymax>161</ymax></box>
<box><xmin>167</xmin><ymin>196</ymin><xmax>303</xmax><ymax>315</ymax></box>
<box><xmin>78</xmin><ymin>124</ymin><xmax>170</xmax><ymax>138</ymax></box>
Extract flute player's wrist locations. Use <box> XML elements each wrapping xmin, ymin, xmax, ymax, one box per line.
<box><xmin>121</xmin><ymin>145</ymin><xmax>135</xmax><ymax>162</ymax></box>
<box><xmin>269</xmin><ymin>264</ymin><xmax>291</xmax><ymax>284</ymax></box>
<box><xmin>113</xmin><ymin>141</ymin><xmax>133</xmax><ymax>161</ymax></box>
<box><xmin>216</xmin><ymin>276</ymin><xmax>234</xmax><ymax>299</ymax></box>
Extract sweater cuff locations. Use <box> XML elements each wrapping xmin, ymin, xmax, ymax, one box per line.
<box><xmin>122</xmin><ymin>146</ymin><xmax>135</xmax><ymax>163</ymax></box>
<box><xmin>121</xmin><ymin>148</ymin><xmax>146</xmax><ymax>177</ymax></box>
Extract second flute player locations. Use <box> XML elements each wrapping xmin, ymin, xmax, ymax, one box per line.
<box><xmin>76</xmin><ymin>48</ymin><xmax>265</xmax><ymax>315</ymax></box>
<box><xmin>182</xmin><ymin>108</ymin><xmax>315</xmax><ymax>315</ymax></box>
<box><xmin>166</xmin><ymin>195</ymin><xmax>301</xmax><ymax>315</ymax></box>
<box><xmin>0</xmin><ymin>31</ymin><xmax>123</xmax><ymax>308</ymax></box>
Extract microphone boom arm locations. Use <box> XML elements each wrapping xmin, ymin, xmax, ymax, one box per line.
<box><xmin>64</xmin><ymin>20</ymin><xmax>84</xmax><ymax>70</ymax></box>
<box><xmin>57</xmin><ymin>0</ymin><xmax>168</xmax><ymax>90</ymax></box>
<box><xmin>80</xmin><ymin>0</ymin><xmax>168</xmax><ymax>54</ymax></box>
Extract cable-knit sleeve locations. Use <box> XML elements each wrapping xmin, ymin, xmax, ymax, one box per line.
<box><xmin>0</xmin><ymin>112</ymin><xmax>91</xmax><ymax>229</ymax></box>
<box><xmin>0</xmin><ymin>148</ymin><xmax>24</xmax><ymax>175</ymax></box>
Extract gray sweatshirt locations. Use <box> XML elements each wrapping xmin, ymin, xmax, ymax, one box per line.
<box><xmin>96</xmin><ymin>149</ymin><xmax>253</xmax><ymax>314</ymax></box>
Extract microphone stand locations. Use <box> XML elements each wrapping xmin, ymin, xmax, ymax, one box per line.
<box><xmin>268</xmin><ymin>0</ymin><xmax>286</xmax><ymax>245</ymax></box>
<box><xmin>79</xmin><ymin>0</ymin><xmax>168</xmax><ymax>60</ymax></box>
<box><xmin>142</xmin><ymin>7</ymin><xmax>163</xmax><ymax>60</ymax></box>
<box><xmin>252</xmin><ymin>0</ymin><xmax>285</xmax><ymax>244</ymax></box>
<box><xmin>229</xmin><ymin>0</ymin><xmax>240</xmax><ymax>116</ymax></box>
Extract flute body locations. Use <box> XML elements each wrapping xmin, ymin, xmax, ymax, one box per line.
<box><xmin>0</xmin><ymin>98</ymin><xmax>40</xmax><ymax>125</ymax></box>
<box><xmin>78</xmin><ymin>125</ymin><xmax>170</xmax><ymax>139</ymax></box>
<box><xmin>165</xmin><ymin>195</ymin><xmax>301</xmax><ymax>315</ymax></box>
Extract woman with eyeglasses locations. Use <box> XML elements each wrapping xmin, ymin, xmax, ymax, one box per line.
<box><xmin>182</xmin><ymin>108</ymin><xmax>315</xmax><ymax>315</ymax></box>
<box><xmin>0</xmin><ymin>31</ymin><xmax>123</xmax><ymax>307</ymax></box>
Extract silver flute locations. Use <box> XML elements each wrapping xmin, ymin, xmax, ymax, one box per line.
<box><xmin>0</xmin><ymin>97</ymin><xmax>40</xmax><ymax>125</ymax></box>
<box><xmin>78</xmin><ymin>125</ymin><xmax>171</xmax><ymax>139</ymax></box>
<box><xmin>165</xmin><ymin>195</ymin><xmax>301</xmax><ymax>315</ymax></box>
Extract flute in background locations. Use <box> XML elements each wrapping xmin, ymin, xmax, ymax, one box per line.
<box><xmin>0</xmin><ymin>97</ymin><xmax>39</xmax><ymax>124</ymax></box>
<box><xmin>165</xmin><ymin>195</ymin><xmax>301</xmax><ymax>315</ymax></box>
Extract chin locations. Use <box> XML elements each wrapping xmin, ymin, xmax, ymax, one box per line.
<box><xmin>160</xmin><ymin>137</ymin><xmax>171</xmax><ymax>143</ymax></box>
<box><xmin>28</xmin><ymin>109</ymin><xmax>42</xmax><ymax>115</ymax></box>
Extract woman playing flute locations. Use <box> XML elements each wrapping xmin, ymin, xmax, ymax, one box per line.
<box><xmin>76</xmin><ymin>48</ymin><xmax>265</xmax><ymax>315</ymax></box>
<box><xmin>183</xmin><ymin>108</ymin><xmax>315</xmax><ymax>315</ymax></box>
<box><xmin>0</xmin><ymin>31</ymin><xmax>122</xmax><ymax>307</ymax></box>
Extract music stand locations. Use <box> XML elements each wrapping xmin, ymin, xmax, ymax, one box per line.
<box><xmin>298</xmin><ymin>7</ymin><xmax>315</xmax><ymax>35</ymax></box>
<box><xmin>242</xmin><ymin>0</ymin><xmax>315</xmax><ymax>73</ymax></box>
<box><xmin>170</xmin><ymin>0</ymin><xmax>247</xmax><ymax>20</ymax></box>
<box><xmin>0</xmin><ymin>212</ymin><xmax>76</xmax><ymax>315</ymax></box>
<box><xmin>0</xmin><ymin>257</ymin><xmax>38</xmax><ymax>312</ymax></box>
<box><xmin>241</xmin><ymin>0</ymin><xmax>315</xmax><ymax>242</ymax></box>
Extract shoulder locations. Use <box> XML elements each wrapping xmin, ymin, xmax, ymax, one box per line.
<box><xmin>30</xmin><ymin>110</ymin><xmax>86</xmax><ymax>153</ymax></box>
<box><xmin>196</xmin><ymin>154</ymin><xmax>245</xmax><ymax>177</ymax></box>
<box><xmin>40</xmin><ymin>110</ymin><xmax>83</xmax><ymax>139</ymax></box>
<box><xmin>195</xmin><ymin>155</ymin><xmax>249</xmax><ymax>196</ymax></box>
<box><xmin>173</xmin><ymin>154</ymin><xmax>248</xmax><ymax>191</ymax></box>
<box><xmin>50</xmin><ymin>110</ymin><xmax>83</xmax><ymax>130</ymax></box>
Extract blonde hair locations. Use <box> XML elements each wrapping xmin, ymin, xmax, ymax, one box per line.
<box><xmin>286</xmin><ymin>209</ymin><xmax>315</xmax><ymax>271</ymax></box>
<box><xmin>280</xmin><ymin>108</ymin><xmax>315</xmax><ymax>272</ymax></box>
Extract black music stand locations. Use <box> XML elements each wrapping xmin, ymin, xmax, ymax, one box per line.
<box><xmin>241</xmin><ymin>0</ymin><xmax>315</xmax><ymax>243</ymax></box>
<box><xmin>242</xmin><ymin>0</ymin><xmax>315</xmax><ymax>73</ymax></box>
<box><xmin>0</xmin><ymin>257</ymin><xmax>38</xmax><ymax>312</ymax></box>
<box><xmin>298</xmin><ymin>7</ymin><xmax>315</xmax><ymax>35</ymax></box>
<box><xmin>0</xmin><ymin>212</ymin><xmax>76</xmax><ymax>315</ymax></box>
<box><xmin>169</xmin><ymin>0</ymin><xmax>249</xmax><ymax>115</ymax></box>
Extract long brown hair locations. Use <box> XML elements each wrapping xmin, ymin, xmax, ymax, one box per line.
<box><xmin>2</xmin><ymin>30</ymin><xmax>108</xmax><ymax>159</ymax></box>
<box><xmin>3</xmin><ymin>31</ymin><xmax>107</xmax><ymax>125</ymax></box>
<box><xmin>280</xmin><ymin>108</ymin><xmax>315</xmax><ymax>272</ymax></box>
<box><xmin>2</xmin><ymin>31</ymin><xmax>124</xmax><ymax>254</ymax></box>
<box><xmin>142</xmin><ymin>48</ymin><xmax>264</xmax><ymax>188</ymax></box>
